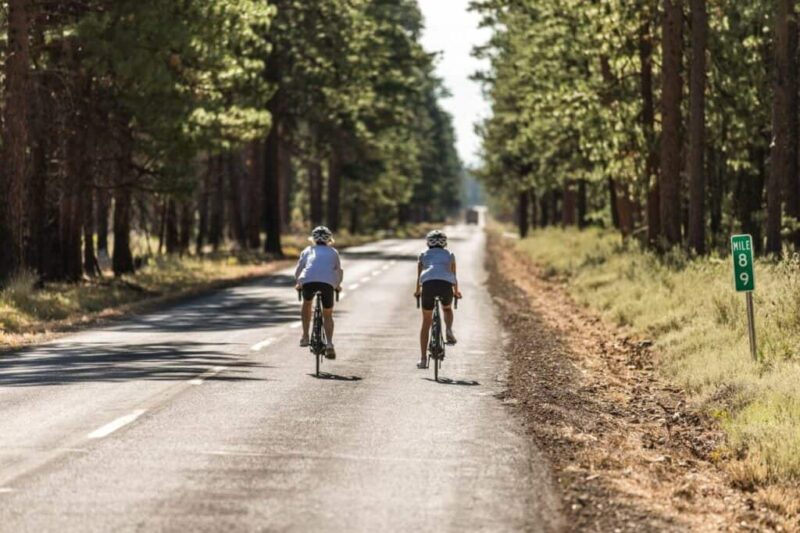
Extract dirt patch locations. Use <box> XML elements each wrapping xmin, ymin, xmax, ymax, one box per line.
<box><xmin>486</xmin><ymin>232</ymin><xmax>784</xmax><ymax>531</ymax></box>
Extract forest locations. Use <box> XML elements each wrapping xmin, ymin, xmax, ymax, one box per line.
<box><xmin>473</xmin><ymin>0</ymin><xmax>799</xmax><ymax>256</ymax></box>
<box><xmin>0</xmin><ymin>0</ymin><xmax>462</xmax><ymax>283</ymax></box>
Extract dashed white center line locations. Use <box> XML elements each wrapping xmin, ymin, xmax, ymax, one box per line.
<box><xmin>88</xmin><ymin>409</ymin><xmax>147</xmax><ymax>440</ymax></box>
<box><xmin>371</xmin><ymin>269</ymin><xmax>382</xmax><ymax>276</ymax></box>
<box><xmin>250</xmin><ymin>337</ymin><xmax>275</xmax><ymax>351</ymax></box>
<box><xmin>189</xmin><ymin>366</ymin><xmax>227</xmax><ymax>385</ymax></box>
<box><xmin>360</xmin><ymin>276</ymin><xmax>371</xmax><ymax>283</ymax></box>
<box><xmin>348</xmin><ymin>283</ymin><xmax>360</xmax><ymax>291</ymax></box>
<box><xmin>0</xmin><ymin>488</ymin><xmax>15</xmax><ymax>494</ymax></box>
<box><xmin>289</xmin><ymin>321</ymin><xmax>302</xmax><ymax>329</ymax></box>
<box><xmin>381</xmin><ymin>264</ymin><xmax>390</xmax><ymax>271</ymax></box>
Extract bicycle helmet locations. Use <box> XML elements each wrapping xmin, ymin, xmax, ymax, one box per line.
<box><xmin>426</xmin><ymin>230</ymin><xmax>448</xmax><ymax>248</ymax></box>
<box><xmin>310</xmin><ymin>226</ymin><xmax>334</xmax><ymax>244</ymax></box>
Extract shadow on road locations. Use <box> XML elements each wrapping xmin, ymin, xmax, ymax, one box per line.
<box><xmin>424</xmin><ymin>377</ymin><xmax>480</xmax><ymax>386</ymax></box>
<box><xmin>309</xmin><ymin>372</ymin><xmax>363</xmax><ymax>382</ymax></box>
<box><xmin>116</xmin><ymin>275</ymin><xmax>299</xmax><ymax>333</ymax></box>
<box><xmin>0</xmin><ymin>341</ymin><xmax>267</xmax><ymax>387</ymax></box>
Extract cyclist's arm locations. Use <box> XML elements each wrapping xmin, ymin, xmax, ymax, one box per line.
<box><xmin>415</xmin><ymin>261</ymin><xmax>423</xmax><ymax>295</ymax></box>
<box><xmin>294</xmin><ymin>249</ymin><xmax>308</xmax><ymax>283</ymax></box>
<box><xmin>335</xmin><ymin>252</ymin><xmax>344</xmax><ymax>289</ymax></box>
<box><xmin>451</xmin><ymin>257</ymin><xmax>461</xmax><ymax>297</ymax></box>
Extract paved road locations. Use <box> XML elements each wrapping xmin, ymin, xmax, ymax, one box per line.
<box><xmin>0</xmin><ymin>226</ymin><xmax>563</xmax><ymax>532</ymax></box>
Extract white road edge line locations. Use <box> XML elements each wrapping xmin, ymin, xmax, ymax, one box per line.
<box><xmin>88</xmin><ymin>409</ymin><xmax>147</xmax><ymax>440</ymax></box>
<box><xmin>250</xmin><ymin>337</ymin><xmax>275</xmax><ymax>351</ymax></box>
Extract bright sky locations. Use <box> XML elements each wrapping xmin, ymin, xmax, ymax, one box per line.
<box><xmin>418</xmin><ymin>0</ymin><xmax>491</xmax><ymax>168</ymax></box>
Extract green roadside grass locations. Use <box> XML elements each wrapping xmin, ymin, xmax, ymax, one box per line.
<box><xmin>514</xmin><ymin>227</ymin><xmax>800</xmax><ymax>489</ymax></box>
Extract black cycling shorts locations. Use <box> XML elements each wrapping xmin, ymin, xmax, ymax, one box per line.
<box><xmin>302</xmin><ymin>282</ymin><xmax>335</xmax><ymax>309</ymax></box>
<box><xmin>421</xmin><ymin>280</ymin><xmax>454</xmax><ymax>311</ymax></box>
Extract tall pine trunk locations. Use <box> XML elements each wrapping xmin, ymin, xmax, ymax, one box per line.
<box><xmin>687</xmin><ymin>0</ymin><xmax>708</xmax><ymax>254</ymax></box>
<box><xmin>112</xmin><ymin>174</ymin><xmax>135</xmax><ymax>276</ymax></box>
<box><xmin>640</xmin><ymin>15</ymin><xmax>660</xmax><ymax>246</ymax></box>
<box><xmin>309</xmin><ymin>159</ymin><xmax>324</xmax><ymax>226</ymax></box>
<box><xmin>767</xmin><ymin>0</ymin><xmax>796</xmax><ymax>254</ymax></box>
<box><xmin>209</xmin><ymin>155</ymin><xmax>225</xmax><ymax>251</ymax></box>
<box><xmin>246</xmin><ymin>141</ymin><xmax>263</xmax><ymax>249</ymax></box>
<box><xmin>517</xmin><ymin>190</ymin><xmax>530</xmax><ymax>238</ymax></box>
<box><xmin>0</xmin><ymin>0</ymin><xmax>31</xmax><ymax>279</ymax></box>
<box><xmin>327</xmin><ymin>143</ymin><xmax>342</xmax><ymax>232</ymax></box>
<box><xmin>263</xmin><ymin>124</ymin><xmax>284</xmax><ymax>256</ymax></box>
<box><xmin>660</xmin><ymin>0</ymin><xmax>684</xmax><ymax>247</ymax></box>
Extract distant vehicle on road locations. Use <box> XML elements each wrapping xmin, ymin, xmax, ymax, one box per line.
<box><xmin>465</xmin><ymin>208</ymin><xmax>480</xmax><ymax>225</ymax></box>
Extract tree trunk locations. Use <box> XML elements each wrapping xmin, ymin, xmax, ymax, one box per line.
<box><xmin>529</xmin><ymin>189</ymin><xmax>538</xmax><ymax>230</ymax></box>
<box><xmin>209</xmin><ymin>155</ymin><xmax>225</xmax><ymax>252</ymax></box>
<box><xmin>640</xmin><ymin>14</ymin><xmax>661</xmax><ymax>246</ymax></box>
<box><xmin>246</xmin><ymin>141</ymin><xmax>263</xmax><ymax>249</ymax></box>
<box><xmin>688</xmin><ymin>0</ymin><xmax>708</xmax><ymax>254</ymax></box>
<box><xmin>616</xmin><ymin>184</ymin><xmax>635</xmax><ymax>237</ymax></box>
<box><xmin>518</xmin><ymin>190</ymin><xmax>530</xmax><ymax>238</ymax></box>
<box><xmin>165</xmin><ymin>199</ymin><xmax>179</xmax><ymax>255</ymax></box>
<box><xmin>97</xmin><ymin>186</ymin><xmax>110</xmax><ymax>256</ymax></box>
<box><xmin>540</xmin><ymin>194</ymin><xmax>550</xmax><ymax>227</ymax></box>
<box><xmin>0</xmin><ymin>0</ymin><xmax>31</xmax><ymax>279</ymax></box>
<box><xmin>608</xmin><ymin>179</ymin><xmax>621</xmax><ymax>229</ymax></box>
<box><xmin>327</xmin><ymin>144</ymin><xmax>342</xmax><ymax>232</ymax></box>
<box><xmin>787</xmin><ymin>2</ymin><xmax>799</xmax><ymax>246</ymax></box>
<box><xmin>660</xmin><ymin>0</ymin><xmax>684</xmax><ymax>247</ymax></box>
<box><xmin>768</xmin><ymin>0</ymin><xmax>796</xmax><ymax>254</ymax></box>
<box><xmin>264</xmin><ymin>125</ymin><xmax>284</xmax><ymax>256</ymax></box>
<box><xmin>83</xmin><ymin>181</ymin><xmax>98</xmax><ymax>276</ymax></box>
<box><xmin>112</xmin><ymin>172</ymin><xmax>135</xmax><ymax>276</ymax></box>
<box><xmin>178</xmin><ymin>201</ymin><xmax>193</xmax><ymax>255</ymax></box>
<box><xmin>577</xmin><ymin>180</ymin><xmax>588</xmax><ymax>228</ymax></box>
<box><xmin>562</xmin><ymin>182</ymin><xmax>577</xmax><ymax>226</ymax></box>
<box><xmin>196</xmin><ymin>161</ymin><xmax>211</xmax><ymax>255</ymax></box>
<box><xmin>309</xmin><ymin>159</ymin><xmax>324</xmax><ymax>226</ymax></box>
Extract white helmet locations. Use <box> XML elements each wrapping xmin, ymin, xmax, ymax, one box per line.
<box><xmin>426</xmin><ymin>230</ymin><xmax>448</xmax><ymax>248</ymax></box>
<box><xmin>310</xmin><ymin>226</ymin><xmax>334</xmax><ymax>244</ymax></box>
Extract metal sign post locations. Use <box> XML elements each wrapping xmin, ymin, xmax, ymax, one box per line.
<box><xmin>731</xmin><ymin>234</ymin><xmax>757</xmax><ymax>361</ymax></box>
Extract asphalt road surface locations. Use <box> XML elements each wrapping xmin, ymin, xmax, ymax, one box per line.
<box><xmin>0</xmin><ymin>225</ymin><xmax>563</xmax><ymax>532</ymax></box>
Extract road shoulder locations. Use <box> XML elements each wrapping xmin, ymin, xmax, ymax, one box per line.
<box><xmin>486</xmin><ymin>231</ymin><xmax>781</xmax><ymax>531</ymax></box>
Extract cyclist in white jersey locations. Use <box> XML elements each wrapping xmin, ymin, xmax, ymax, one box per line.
<box><xmin>295</xmin><ymin>226</ymin><xmax>343</xmax><ymax>359</ymax></box>
<box><xmin>414</xmin><ymin>230</ymin><xmax>461</xmax><ymax>369</ymax></box>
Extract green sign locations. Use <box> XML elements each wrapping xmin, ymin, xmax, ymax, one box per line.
<box><xmin>731</xmin><ymin>234</ymin><xmax>755</xmax><ymax>292</ymax></box>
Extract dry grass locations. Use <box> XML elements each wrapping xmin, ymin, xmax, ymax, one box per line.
<box><xmin>515</xmin><ymin>227</ymin><xmax>800</xmax><ymax>491</ymax></box>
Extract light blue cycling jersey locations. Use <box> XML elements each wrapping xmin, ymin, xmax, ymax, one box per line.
<box><xmin>419</xmin><ymin>247</ymin><xmax>457</xmax><ymax>285</ymax></box>
<box><xmin>295</xmin><ymin>245</ymin><xmax>344</xmax><ymax>287</ymax></box>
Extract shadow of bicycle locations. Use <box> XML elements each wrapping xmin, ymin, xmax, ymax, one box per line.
<box><xmin>423</xmin><ymin>377</ymin><xmax>480</xmax><ymax>386</ymax></box>
<box><xmin>308</xmin><ymin>372</ymin><xmax>363</xmax><ymax>382</ymax></box>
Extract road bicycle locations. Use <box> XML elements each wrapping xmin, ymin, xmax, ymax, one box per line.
<box><xmin>298</xmin><ymin>288</ymin><xmax>339</xmax><ymax>377</ymax></box>
<box><xmin>417</xmin><ymin>293</ymin><xmax>458</xmax><ymax>382</ymax></box>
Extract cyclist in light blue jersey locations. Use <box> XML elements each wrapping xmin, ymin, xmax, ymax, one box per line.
<box><xmin>414</xmin><ymin>230</ymin><xmax>461</xmax><ymax>368</ymax></box>
<box><xmin>295</xmin><ymin>226</ymin><xmax>343</xmax><ymax>359</ymax></box>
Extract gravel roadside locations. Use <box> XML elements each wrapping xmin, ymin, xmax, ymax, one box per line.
<box><xmin>486</xmin><ymin>231</ymin><xmax>783</xmax><ymax>532</ymax></box>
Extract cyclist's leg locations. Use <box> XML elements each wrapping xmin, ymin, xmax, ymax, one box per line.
<box><xmin>322</xmin><ymin>308</ymin><xmax>334</xmax><ymax>343</ymax></box>
<box><xmin>439</xmin><ymin>283</ymin><xmax>456</xmax><ymax>343</ymax></box>
<box><xmin>419</xmin><ymin>310</ymin><xmax>433</xmax><ymax>363</ymax></box>
<box><xmin>300</xmin><ymin>286</ymin><xmax>315</xmax><ymax>343</ymax></box>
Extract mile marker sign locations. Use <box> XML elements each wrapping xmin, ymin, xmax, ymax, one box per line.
<box><xmin>731</xmin><ymin>234</ymin><xmax>755</xmax><ymax>292</ymax></box>
<box><xmin>731</xmin><ymin>234</ymin><xmax>757</xmax><ymax>361</ymax></box>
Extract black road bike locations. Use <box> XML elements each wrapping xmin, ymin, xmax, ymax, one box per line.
<box><xmin>417</xmin><ymin>293</ymin><xmax>458</xmax><ymax>382</ymax></box>
<box><xmin>298</xmin><ymin>288</ymin><xmax>339</xmax><ymax>377</ymax></box>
